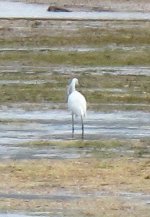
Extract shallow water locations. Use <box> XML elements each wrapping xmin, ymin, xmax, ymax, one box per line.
<box><xmin>0</xmin><ymin>1</ymin><xmax>150</xmax><ymax>20</ymax></box>
<box><xmin>0</xmin><ymin>190</ymin><xmax>149</xmax><ymax>204</ymax></box>
<box><xmin>0</xmin><ymin>144</ymin><xmax>91</xmax><ymax>160</ymax></box>
<box><xmin>0</xmin><ymin>105</ymin><xmax>149</xmax><ymax>159</ymax></box>
<box><xmin>0</xmin><ymin>108</ymin><xmax>150</xmax><ymax>146</ymax></box>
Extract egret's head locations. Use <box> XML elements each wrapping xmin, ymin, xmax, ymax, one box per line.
<box><xmin>72</xmin><ymin>78</ymin><xmax>79</xmax><ymax>86</ymax></box>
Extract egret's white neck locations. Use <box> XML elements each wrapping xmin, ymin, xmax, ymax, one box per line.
<box><xmin>71</xmin><ymin>79</ymin><xmax>76</xmax><ymax>92</ymax></box>
<box><xmin>68</xmin><ymin>79</ymin><xmax>76</xmax><ymax>95</ymax></box>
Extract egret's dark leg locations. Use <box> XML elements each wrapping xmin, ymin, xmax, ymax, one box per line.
<box><xmin>81</xmin><ymin>116</ymin><xmax>84</xmax><ymax>140</ymax></box>
<box><xmin>72</xmin><ymin>113</ymin><xmax>74</xmax><ymax>138</ymax></box>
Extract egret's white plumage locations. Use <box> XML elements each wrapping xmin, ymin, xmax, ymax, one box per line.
<box><xmin>67</xmin><ymin>78</ymin><xmax>87</xmax><ymax>139</ymax></box>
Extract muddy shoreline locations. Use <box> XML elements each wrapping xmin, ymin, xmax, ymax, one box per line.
<box><xmin>0</xmin><ymin>1</ymin><xmax>150</xmax><ymax>216</ymax></box>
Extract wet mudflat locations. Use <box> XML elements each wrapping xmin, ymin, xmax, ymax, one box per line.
<box><xmin>0</xmin><ymin>104</ymin><xmax>150</xmax><ymax>162</ymax></box>
<box><xmin>0</xmin><ymin>1</ymin><xmax>150</xmax><ymax>216</ymax></box>
<box><xmin>0</xmin><ymin>102</ymin><xmax>149</xmax><ymax>166</ymax></box>
<box><xmin>1</xmin><ymin>104</ymin><xmax>149</xmax><ymax>217</ymax></box>
<box><xmin>0</xmin><ymin>106</ymin><xmax>150</xmax><ymax>143</ymax></box>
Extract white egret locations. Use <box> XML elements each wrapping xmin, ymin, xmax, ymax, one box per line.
<box><xmin>67</xmin><ymin>78</ymin><xmax>87</xmax><ymax>139</ymax></box>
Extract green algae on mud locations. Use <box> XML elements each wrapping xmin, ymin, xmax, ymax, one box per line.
<box><xmin>0</xmin><ymin>19</ymin><xmax>150</xmax><ymax>107</ymax></box>
<box><xmin>21</xmin><ymin>138</ymin><xmax>124</xmax><ymax>148</ymax></box>
<box><xmin>0</xmin><ymin>20</ymin><xmax>150</xmax><ymax>47</ymax></box>
<box><xmin>0</xmin><ymin>72</ymin><xmax>149</xmax><ymax>107</ymax></box>
<box><xmin>22</xmin><ymin>138</ymin><xmax>150</xmax><ymax>159</ymax></box>
<box><xmin>0</xmin><ymin>19</ymin><xmax>150</xmax><ymax>67</ymax></box>
<box><xmin>0</xmin><ymin>49</ymin><xmax>150</xmax><ymax>66</ymax></box>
